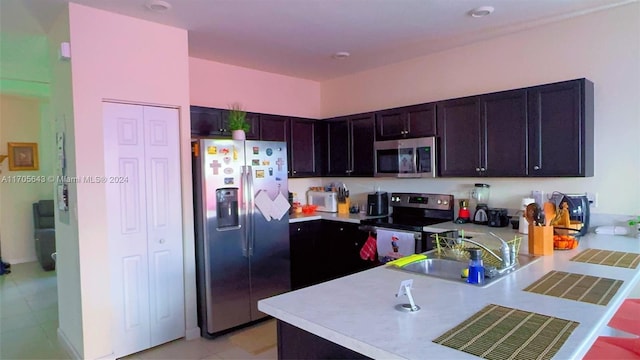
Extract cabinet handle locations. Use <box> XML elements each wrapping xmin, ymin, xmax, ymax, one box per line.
<box><xmin>297</xmin><ymin>227</ymin><xmax>302</xmax><ymax>232</ymax></box>
<box><xmin>159</xmin><ymin>238</ymin><xmax>165</xmax><ymax>244</ymax></box>
<box><xmin>476</xmin><ymin>167</ymin><xmax>481</xmax><ymax>172</ymax></box>
<box><xmin>480</xmin><ymin>167</ymin><xmax>486</xmax><ymax>171</ymax></box>
<box><xmin>293</xmin><ymin>170</ymin><xmax>297</xmax><ymax>174</ymax></box>
<box><xmin>533</xmin><ymin>165</ymin><xmax>540</xmax><ymax>170</ymax></box>
<box><xmin>339</xmin><ymin>227</ymin><xmax>344</xmax><ymax>231</ymax></box>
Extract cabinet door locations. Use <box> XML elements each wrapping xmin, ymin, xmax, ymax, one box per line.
<box><xmin>260</xmin><ymin>114</ymin><xmax>289</xmax><ymax>141</ymax></box>
<box><xmin>290</xmin><ymin>118</ymin><xmax>321</xmax><ymax>177</ymax></box>
<box><xmin>481</xmin><ymin>89</ymin><xmax>528</xmax><ymax>176</ymax></box>
<box><xmin>376</xmin><ymin>108</ymin><xmax>407</xmax><ymax>140</ymax></box>
<box><xmin>350</xmin><ymin>113</ymin><xmax>375</xmax><ymax>176</ymax></box>
<box><xmin>528</xmin><ymin>79</ymin><xmax>594</xmax><ymax>177</ymax></box>
<box><xmin>289</xmin><ymin>221</ymin><xmax>321</xmax><ymax>290</ymax></box>
<box><xmin>326</xmin><ymin>118</ymin><xmax>351</xmax><ymax>176</ymax></box>
<box><xmin>406</xmin><ymin>103</ymin><xmax>436</xmax><ymax>137</ymax></box>
<box><xmin>190</xmin><ymin>106</ymin><xmax>225</xmax><ymax>136</ymax></box>
<box><xmin>437</xmin><ymin>97</ymin><xmax>482</xmax><ymax>177</ymax></box>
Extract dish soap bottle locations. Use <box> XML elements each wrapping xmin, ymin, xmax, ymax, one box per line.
<box><xmin>467</xmin><ymin>248</ymin><xmax>485</xmax><ymax>285</ymax></box>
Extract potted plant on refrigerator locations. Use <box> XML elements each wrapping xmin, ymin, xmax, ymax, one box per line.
<box><xmin>228</xmin><ymin>103</ymin><xmax>250</xmax><ymax>140</ymax></box>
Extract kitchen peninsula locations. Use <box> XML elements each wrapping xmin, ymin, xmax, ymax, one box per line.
<box><xmin>259</xmin><ymin>224</ymin><xmax>640</xmax><ymax>359</ymax></box>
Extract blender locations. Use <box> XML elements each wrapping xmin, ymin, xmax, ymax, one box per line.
<box><xmin>454</xmin><ymin>199</ymin><xmax>471</xmax><ymax>224</ymax></box>
<box><xmin>471</xmin><ymin>183</ymin><xmax>490</xmax><ymax>225</ymax></box>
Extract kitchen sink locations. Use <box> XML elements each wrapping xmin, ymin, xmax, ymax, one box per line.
<box><xmin>390</xmin><ymin>251</ymin><xmax>541</xmax><ymax>288</ymax></box>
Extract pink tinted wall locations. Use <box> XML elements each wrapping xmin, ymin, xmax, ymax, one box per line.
<box><xmin>189</xmin><ymin>57</ymin><xmax>321</xmax><ymax>118</ymax></box>
<box><xmin>68</xmin><ymin>3</ymin><xmax>194</xmax><ymax>358</ymax></box>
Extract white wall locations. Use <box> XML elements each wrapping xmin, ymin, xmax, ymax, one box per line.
<box><xmin>189</xmin><ymin>57</ymin><xmax>321</xmax><ymax>118</ymax></box>
<box><xmin>55</xmin><ymin>3</ymin><xmax>194</xmax><ymax>358</ymax></box>
<box><xmin>320</xmin><ymin>3</ymin><xmax>640</xmax><ymax>217</ymax></box>
<box><xmin>0</xmin><ymin>95</ymin><xmax>53</xmax><ymax>263</ymax></box>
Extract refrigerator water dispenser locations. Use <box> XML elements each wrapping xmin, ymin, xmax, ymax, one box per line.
<box><xmin>216</xmin><ymin>188</ymin><xmax>239</xmax><ymax>229</ymax></box>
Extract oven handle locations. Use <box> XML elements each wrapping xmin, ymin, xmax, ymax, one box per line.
<box><xmin>358</xmin><ymin>225</ymin><xmax>422</xmax><ymax>240</ymax></box>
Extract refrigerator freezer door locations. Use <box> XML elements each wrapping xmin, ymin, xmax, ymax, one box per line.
<box><xmin>199</xmin><ymin>139</ymin><xmax>253</xmax><ymax>334</ymax></box>
<box><xmin>244</xmin><ymin>141</ymin><xmax>291</xmax><ymax>321</ymax></box>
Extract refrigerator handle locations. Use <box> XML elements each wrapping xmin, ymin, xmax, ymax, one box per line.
<box><xmin>247</xmin><ymin>165</ymin><xmax>255</xmax><ymax>256</ymax></box>
<box><xmin>240</xmin><ymin>166</ymin><xmax>248</xmax><ymax>257</ymax></box>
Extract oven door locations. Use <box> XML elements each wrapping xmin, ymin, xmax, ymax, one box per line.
<box><xmin>358</xmin><ymin>225</ymin><xmax>423</xmax><ymax>262</ymax></box>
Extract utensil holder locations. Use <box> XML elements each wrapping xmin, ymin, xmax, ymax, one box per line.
<box><xmin>528</xmin><ymin>224</ymin><xmax>554</xmax><ymax>255</ymax></box>
<box><xmin>338</xmin><ymin>199</ymin><xmax>350</xmax><ymax>214</ymax></box>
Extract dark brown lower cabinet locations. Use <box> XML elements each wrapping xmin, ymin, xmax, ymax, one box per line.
<box><xmin>277</xmin><ymin>320</ymin><xmax>370</xmax><ymax>360</ymax></box>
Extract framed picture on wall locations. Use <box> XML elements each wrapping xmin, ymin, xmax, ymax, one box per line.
<box><xmin>8</xmin><ymin>142</ymin><xmax>39</xmax><ymax>171</ymax></box>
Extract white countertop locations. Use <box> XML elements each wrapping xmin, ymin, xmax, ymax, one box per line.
<box><xmin>289</xmin><ymin>211</ymin><xmax>386</xmax><ymax>224</ymax></box>
<box><xmin>259</xmin><ymin>231</ymin><xmax>640</xmax><ymax>359</ymax></box>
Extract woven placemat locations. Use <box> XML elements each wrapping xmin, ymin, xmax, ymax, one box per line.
<box><xmin>570</xmin><ymin>248</ymin><xmax>640</xmax><ymax>269</ymax></box>
<box><xmin>433</xmin><ymin>304</ymin><xmax>578</xmax><ymax>360</ymax></box>
<box><xmin>523</xmin><ymin>270</ymin><xmax>623</xmax><ymax>306</ymax></box>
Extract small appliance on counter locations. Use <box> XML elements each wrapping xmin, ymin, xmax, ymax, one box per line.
<box><xmin>307</xmin><ymin>191</ymin><xmax>338</xmax><ymax>213</ymax></box>
<box><xmin>549</xmin><ymin>192</ymin><xmax>590</xmax><ymax>237</ymax></box>
<box><xmin>471</xmin><ymin>183</ymin><xmax>490</xmax><ymax>225</ymax></box>
<box><xmin>487</xmin><ymin>208</ymin><xmax>509</xmax><ymax>227</ymax></box>
<box><xmin>367</xmin><ymin>191</ymin><xmax>389</xmax><ymax>216</ymax></box>
<box><xmin>454</xmin><ymin>199</ymin><xmax>471</xmax><ymax>224</ymax></box>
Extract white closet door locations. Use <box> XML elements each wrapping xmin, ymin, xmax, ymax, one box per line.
<box><xmin>104</xmin><ymin>102</ymin><xmax>185</xmax><ymax>358</ymax></box>
<box><xmin>104</xmin><ymin>102</ymin><xmax>151</xmax><ymax>356</ymax></box>
<box><xmin>142</xmin><ymin>106</ymin><xmax>185</xmax><ymax>346</ymax></box>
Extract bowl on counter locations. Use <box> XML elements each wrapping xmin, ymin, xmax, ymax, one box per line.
<box><xmin>301</xmin><ymin>204</ymin><xmax>319</xmax><ymax>214</ymax></box>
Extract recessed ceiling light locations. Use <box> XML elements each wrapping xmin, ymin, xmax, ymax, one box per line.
<box><xmin>332</xmin><ymin>52</ymin><xmax>350</xmax><ymax>60</ymax></box>
<box><xmin>469</xmin><ymin>6</ymin><xmax>494</xmax><ymax>18</ymax></box>
<box><xmin>145</xmin><ymin>0</ymin><xmax>172</xmax><ymax>12</ymax></box>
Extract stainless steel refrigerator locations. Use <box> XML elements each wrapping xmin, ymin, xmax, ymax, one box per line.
<box><xmin>192</xmin><ymin>139</ymin><xmax>290</xmax><ymax>337</ymax></box>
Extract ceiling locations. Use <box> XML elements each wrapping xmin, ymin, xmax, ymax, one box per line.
<box><xmin>1</xmin><ymin>0</ymin><xmax>636</xmax><ymax>81</ymax></box>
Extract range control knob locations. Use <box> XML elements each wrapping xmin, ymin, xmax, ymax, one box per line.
<box><xmin>437</xmin><ymin>199</ymin><xmax>442</xmax><ymax>205</ymax></box>
<box><xmin>443</xmin><ymin>200</ymin><xmax>449</xmax><ymax>205</ymax></box>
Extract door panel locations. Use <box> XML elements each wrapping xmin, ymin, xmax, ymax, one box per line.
<box><xmin>437</xmin><ymin>98</ymin><xmax>481</xmax><ymax>176</ymax></box>
<box><xmin>142</xmin><ymin>106</ymin><xmax>185</xmax><ymax>346</ymax></box>
<box><xmin>104</xmin><ymin>103</ymin><xmax>151</xmax><ymax>356</ymax></box>
<box><xmin>105</xmin><ymin>103</ymin><xmax>185</xmax><ymax>357</ymax></box>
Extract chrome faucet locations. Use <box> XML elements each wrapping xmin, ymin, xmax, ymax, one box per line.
<box><xmin>454</xmin><ymin>233</ymin><xmax>516</xmax><ymax>270</ymax></box>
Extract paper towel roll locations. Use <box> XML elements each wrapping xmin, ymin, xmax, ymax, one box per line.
<box><xmin>519</xmin><ymin>198</ymin><xmax>535</xmax><ymax>234</ymax></box>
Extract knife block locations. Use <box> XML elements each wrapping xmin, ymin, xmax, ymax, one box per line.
<box><xmin>338</xmin><ymin>199</ymin><xmax>350</xmax><ymax>214</ymax></box>
<box><xmin>528</xmin><ymin>224</ymin><xmax>554</xmax><ymax>255</ymax></box>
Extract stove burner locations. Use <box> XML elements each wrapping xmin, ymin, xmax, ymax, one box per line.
<box><xmin>360</xmin><ymin>192</ymin><xmax>454</xmax><ymax>232</ymax></box>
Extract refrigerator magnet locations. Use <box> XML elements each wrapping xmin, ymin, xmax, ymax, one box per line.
<box><xmin>223</xmin><ymin>167</ymin><xmax>233</xmax><ymax>174</ymax></box>
<box><xmin>256</xmin><ymin>170</ymin><xmax>265</xmax><ymax>178</ymax></box>
<box><xmin>224</xmin><ymin>177</ymin><xmax>234</xmax><ymax>185</ymax></box>
<box><xmin>252</xmin><ymin>159</ymin><xmax>260</xmax><ymax>166</ymax></box>
<box><xmin>269</xmin><ymin>167</ymin><xmax>273</xmax><ymax>176</ymax></box>
<box><xmin>266</xmin><ymin>148</ymin><xmax>273</xmax><ymax>156</ymax></box>
<box><xmin>233</xmin><ymin>147</ymin><xmax>238</xmax><ymax>160</ymax></box>
<box><xmin>223</xmin><ymin>156</ymin><xmax>231</xmax><ymax>164</ymax></box>
<box><xmin>207</xmin><ymin>146</ymin><xmax>217</xmax><ymax>155</ymax></box>
<box><xmin>262</xmin><ymin>160</ymin><xmax>270</xmax><ymax>166</ymax></box>
<box><xmin>253</xmin><ymin>146</ymin><xmax>259</xmax><ymax>154</ymax></box>
<box><xmin>210</xmin><ymin>160</ymin><xmax>222</xmax><ymax>175</ymax></box>
<box><xmin>221</xmin><ymin>148</ymin><xmax>230</xmax><ymax>155</ymax></box>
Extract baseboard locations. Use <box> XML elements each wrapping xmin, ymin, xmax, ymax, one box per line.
<box><xmin>58</xmin><ymin>328</ymin><xmax>82</xmax><ymax>360</ymax></box>
<box><xmin>185</xmin><ymin>326</ymin><xmax>201</xmax><ymax>341</ymax></box>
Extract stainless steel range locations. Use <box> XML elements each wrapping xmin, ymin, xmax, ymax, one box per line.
<box><xmin>359</xmin><ymin>192</ymin><xmax>454</xmax><ymax>255</ymax></box>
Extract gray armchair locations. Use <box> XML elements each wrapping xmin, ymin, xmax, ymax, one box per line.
<box><xmin>33</xmin><ymin>200</ymin><xmax>56</xmax><ymax>271</ymax></box>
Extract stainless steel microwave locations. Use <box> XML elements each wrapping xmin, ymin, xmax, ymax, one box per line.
<box><xmin>374</xmin><ymin>137</ymin><xmax>437</xmax><ymax>178</ymax></box>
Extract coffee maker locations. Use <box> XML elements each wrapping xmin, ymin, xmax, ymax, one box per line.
<box><xmin>471</xmin><ymin>184</ymin><xmax>490</xmax><ymax>225</ymax></box>
<box><xmin>367</xmin><ymin>191</ymin><xmax>389</xmax><ymax>216</ymax></box>
<box><xmin>549</xmin><ymin>192</ymin><xmax>590</xmax><ymax>236</ymax></box>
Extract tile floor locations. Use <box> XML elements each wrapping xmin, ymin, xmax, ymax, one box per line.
<box><xmin>2</xmin><ymin>261</ymin><xmax>640</xmax><ymax>360</ymax></box>
<box><xmin>0</xmin><ymin>262</ymin><xmax>278</xmax><ymax>360</ymax></box>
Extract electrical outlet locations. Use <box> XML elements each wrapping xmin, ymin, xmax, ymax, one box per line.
<box><xmin>586</xmin><ymin>192</ymin><xmax>598</xmax><ymax>208</ymax></box>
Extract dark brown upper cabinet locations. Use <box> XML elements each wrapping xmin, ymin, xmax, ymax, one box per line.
<box><xmin>289</xmin><ymin>117</ymin><xmax>324</xmax><ymax>177</ymax></box>
<box><xmin>260</xmin><ymin>114</ymin><xmax>289</xmax><ymax>142</ymax></box>
<box><xmin>325</xmin><ymin>113</ymin><xmax>375</xmax><ymax>177</ymax></box>
<box><xmin>376</xmin><ymin>103</ymin><xmax>436</xmax><ymax>140</ymax></box>
<box><xmin>528</xmin><ymin>79</ymin><xmax>594</xmax><ymax>177</ymax></box>
<box><xmin>436</xmin><ymin>96</ymin><xmax>481</xmax><ymax>177</ymax></box>
<box><xmin>190</xmin><ymin>106</ymin><xmax>225</xmax><ymax>137</ymax></box>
